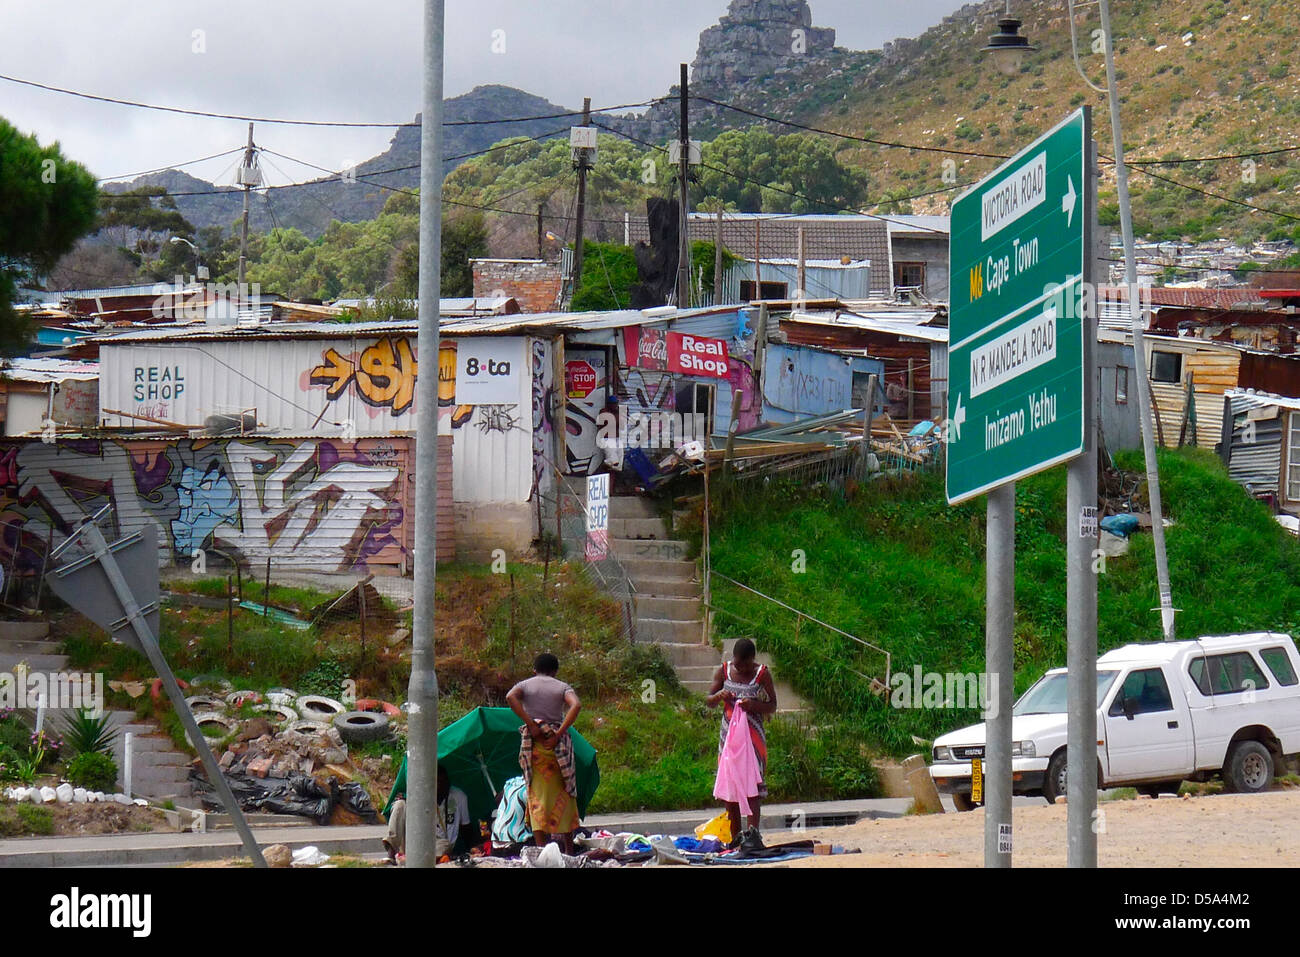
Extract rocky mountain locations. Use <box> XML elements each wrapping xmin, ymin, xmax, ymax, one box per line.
<box><xmin>110</xmin><ymin>0</ymin><xmax>1300</xmax><ymax>246</ymax></box>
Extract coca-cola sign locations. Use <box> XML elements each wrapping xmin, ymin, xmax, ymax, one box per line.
<box><xmin>624</xmin><ymin>327</ymin><xmax>668</xmax><ymax>371</ymax></box>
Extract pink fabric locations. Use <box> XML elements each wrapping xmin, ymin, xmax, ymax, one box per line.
<box><xmin>713</xmin><ymin>701</ymin><xmax>763</xmax><ymax>816</ymax></box>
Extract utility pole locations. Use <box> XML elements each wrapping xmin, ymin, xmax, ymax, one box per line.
<box><xmin>1067</xmin><ymin>135</ymin><xmax>1101</xmax><ymax>869</ymax></box>
<box><xmin>407</xmin><ymin>0</ymin><xmax>444</xmax><ymax>870</ymax></box>
<box><xmin>796</xmin><ymin>226</ymin><xmax>807</xmax><ymax>304</ymax></box>
<box><xmin>1098</xmin><ymin>0</ymin><xmax>1175</xmax><ymax>642</ymax></box>
<box><xmin>572</xmin><ymin>98</ymin><xmax>593</xmax><ymax>300</ymax></box>
<box><xmin>537</xmin><ymin>202</ymin><xmax>544</xmax><ymax>260</ymax></box>
<box><xmin>713</xmin><ymin>206</ymin><xmax>724</xmax><ymax>304</ymax></box>
<box><xmin>237</xmin><ymin>123</ymin><xmax>256</xmax><ymax>287</ymax></box>
<box><xmin>677</xmin><ymin>63</ymin><xmax>691</xmax><ymax>309</ymax></box>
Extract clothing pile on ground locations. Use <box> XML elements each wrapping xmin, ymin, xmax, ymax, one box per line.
<box><xmin>453</xmin><ymin>807</ymin><xmax>860</xmax><ymax>868</ymax></box>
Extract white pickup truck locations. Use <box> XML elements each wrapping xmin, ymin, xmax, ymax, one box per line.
<box><xmin>929</xmin><ymin>633</ymin><xmax>1300</xmax><ymax>809</ymax></box>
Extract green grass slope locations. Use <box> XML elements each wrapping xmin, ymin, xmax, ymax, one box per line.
<box><xmin>709</xmin><ymin>448</ymin><xmax>1300</xmax><ymax>755</ymax></box>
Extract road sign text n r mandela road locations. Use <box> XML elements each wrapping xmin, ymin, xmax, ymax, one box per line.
<box><xmin>946</xmin><ymin>108</ymin><xmax>1090</xmax><ymax>505</ymax></box>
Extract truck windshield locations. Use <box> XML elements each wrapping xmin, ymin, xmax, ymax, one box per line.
<box><xmin>1013</xmin><ymin>671</ymin><xmax>1119</xmax><ymax>715</ymax></box>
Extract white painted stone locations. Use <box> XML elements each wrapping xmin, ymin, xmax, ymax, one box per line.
<box><xmin>55</xmin><ymin>783</ymin><xmax>74</xmax><ymax>804</ymax></box>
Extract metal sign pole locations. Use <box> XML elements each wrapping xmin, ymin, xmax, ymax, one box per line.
<box><xmin>1067</xmin><ymin>130</ymin><xmax>1100</xmax><ymax>868</ymax></box>
<box><xmin>406</xmin><ymin>0</ymin><xmax>445</xmax><ymax>869</ymax></box>
<box><xmin>984</xmin><ymin>482</ymin><xmax>1015</xmax><ymax>867</ymax></box>
<box><xmin>73</xmin><ymin>522</ymin><xmax>265</xmax><ymax>866</ymax></box>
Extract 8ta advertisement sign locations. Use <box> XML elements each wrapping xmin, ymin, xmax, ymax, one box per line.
<box><xmin>454</xmin><ymin>337</ymin><xmax>522</xmax><ymax>405</ymax></box>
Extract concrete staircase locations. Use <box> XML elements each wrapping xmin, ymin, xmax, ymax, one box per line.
<box><xmin>0</xmin><ymin>620</ymin><xmax>194</xmax><ymax>802</ymax></box>
<box><xmin>563</xmin><ymin>491</ymin><xmax>716</xmax><ymax>692</ymax></box>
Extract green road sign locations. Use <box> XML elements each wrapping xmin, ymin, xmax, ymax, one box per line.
<box><xmin>946</xmin><ymin>108</ymin><xmax>1091</xmax><ymax>505</ymax></box>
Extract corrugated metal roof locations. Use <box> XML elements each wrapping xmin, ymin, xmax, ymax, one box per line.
<box><xmin>788</xmin><ymin>310</ymin><xmax>949</xmax><ymax>343</ymax></box>
<box><xmin>2</xmin><ymin>358</ymin><xmax>99</xmax><ymax>383</ymax></box>
<box><xmin>90</xmin><ymin>306</ymin><xmax>745</xmax><ymax>343</ymax></box>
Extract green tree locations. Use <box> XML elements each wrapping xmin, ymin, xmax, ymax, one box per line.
<box><xmin>691</xmin><ymin>128</ymin><xmax>870</xmax><ymax>213</ymax></box>
<box><xmin>0</xmin><ymin>118</ymin><xmax>99</xmax><ymax>352</ymax></box>
<box><xmin>95</xmin><ymin>185</ymin><xmax>194</xmax><ymax>274</ymax></box>
<box><xmin>441</xmin><ymin>212</ymin><xmax>487</xmax><ymax>296</ymax></box>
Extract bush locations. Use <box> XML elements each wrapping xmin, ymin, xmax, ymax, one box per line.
<box><xmin>298</xmin><ymin>659</ymin><xmax>349</xmax><ymax>699</ymax></box>
<box><xmin>65</xmin><ymin>752</ymin><xmax>119</xmax><ymax>793</ymax></box>
<box><xmin>0</xmin><ymin>710</ymin><xmax>30</xmax><ymax>754</ymax></box>
<box><xmin>0</xmin><ymin>804</ymin><xmax>54</xmax><ymax>837</ymax></box>
<box><xmin>60</xmin><ymin>709</ymin><xmax>119</xmax><ymax>757</ymax></box>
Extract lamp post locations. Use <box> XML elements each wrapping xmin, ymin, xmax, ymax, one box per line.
<box><xmin>169</xmin><ymin>236</ymin><xmax>206</xmax><ymax>282</ymax></box>
<box><xmin>982</xmin><ymin>1</ymin><xmax>1036</xmax><ymax>76</ymax></box>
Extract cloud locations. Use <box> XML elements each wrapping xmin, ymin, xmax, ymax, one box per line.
<box><xmin>0</xmin><ymin>0</ymin><xmax>969</xmax><ymax>184</ymax></box>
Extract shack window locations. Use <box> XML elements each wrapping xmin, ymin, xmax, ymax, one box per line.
<box><xmin>894</xmin><ymin>262</ymin><xmax>926</xmax><ymax>291</ymax></box>
<box><xmin>740</xmin><ymin>280</ymin><xmax>789</xmax><ymax>301</ymax></box>
<box><xmin>1115</xmin><ymin>367</ymin><xmax>1129</xmax><ymax>405</ymax></box>
<box><xmin>1288</xmin><ymin>411</ymin><xmax>1300</xmax><ymax>502</ymax></box>
<box><xmin>1188</xmin><ymin>652</ymin><xmax>1270</xmax><ymax>696</ymax></box>
<box><xmin>1150</xmin><ymin>351</ymin><xmax>1182</xmax><ymax>383</ymax></box>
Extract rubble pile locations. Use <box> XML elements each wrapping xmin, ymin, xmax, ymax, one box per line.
<box><xmin>218</xmin><ymin>726</ymin><xmax>349</xmax><ymax>780</ymax></box>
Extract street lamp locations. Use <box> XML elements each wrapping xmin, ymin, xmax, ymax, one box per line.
<box><xmin>982</xmin><ymin>2</ymin><xmax>1036</xmax><ymax>76</ymax></box>
<box><xmin>169</xmin><ymin>236</ymin><xmax>208</xmax><ymax>281</ymax></box>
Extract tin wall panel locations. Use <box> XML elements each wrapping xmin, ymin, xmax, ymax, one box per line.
<box><xmin>0</xmin><ymin>435</ymin><xmax>443</xmax><ymax>571</ymax></box>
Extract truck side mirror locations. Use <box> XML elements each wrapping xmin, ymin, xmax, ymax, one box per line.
<box><xmin>1122</xmin><ymin>695</ymin><xmax>1136</xmax><ymax>721</ymax></box>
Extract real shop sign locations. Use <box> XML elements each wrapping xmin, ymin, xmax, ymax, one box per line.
<box><xmin>667</xmin><ymin>333</ymin><xmax>729</xmax><ymax>379</ymax></box>
<box><xmin>454</xmin><ymin>337</ymin><xmax>522</xmax><ymax>405</ymax></box>
<box><xmin>133</xmin><ymin>364</ymin><xmax>185</xmax><ymax>402</ymax></box>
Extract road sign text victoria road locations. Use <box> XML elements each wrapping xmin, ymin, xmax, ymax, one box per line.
<box><xmin>946</xmin><ymin>108</ymin><xmax>1090</xmax><ymax>504</ymax></box>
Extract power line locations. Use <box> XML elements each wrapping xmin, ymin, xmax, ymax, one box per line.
<box><xmin>693</xmin><ymin>95</ymin><xmax>1013</xmax><ymax>160</ymax></box>
<box><xmin>0</xmin><ymin>72</ymin><xmax>649</xmax><ymax>128</ymax></box>
<box><xmin>592</xmin><ymin>120</ymin><xmax>958</xmax><ymax>235</ymax></box>
<box><xmin>1125</xmin><ymin>145</ymin><xmax>1300</xmax><ymax>166</ymax></box>
<box><xmin>1127</xmin><ymin>165</ymin><xmax>1300</xmax><ymax>225</ymax></box>
<box><xmin>97</xmin><ymin>147</ymin><xmax>246</xmax><ymax>183</ymax></box>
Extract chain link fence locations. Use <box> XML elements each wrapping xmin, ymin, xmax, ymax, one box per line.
<box><xmin>534</xmin><ymin>457</ymin><xmax>638</xmax><ymax>645</ymax></box>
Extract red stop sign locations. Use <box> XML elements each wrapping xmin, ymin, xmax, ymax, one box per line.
<box><xmin>566</xmin><ymin>360</ymin><xmax>598</xmax><ymax>398</ymax></box>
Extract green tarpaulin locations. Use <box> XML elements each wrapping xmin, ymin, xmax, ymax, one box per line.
<box><xmin>385</xmin><ymin>706</ymin><xmax>600</xmax><ymax>823</ymax></box>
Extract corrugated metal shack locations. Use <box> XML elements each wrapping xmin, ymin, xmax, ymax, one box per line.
<box><xmin>775</xmin><ymin>307</ymin><xmax>948</xmax><ymax>422</ymax></box>
<box><xmin>1220</xmin><ymin>389</ymin><xmax>1300</xmax><ymax>512</ymax></box>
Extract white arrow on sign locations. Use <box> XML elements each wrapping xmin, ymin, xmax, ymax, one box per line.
<box><xmin>949</xmin><ymin>393</ymin><xmax>967</xmax><ymax>443</ymax></box>
<box><xmin>1062</xmin><ymin>175</ymin><xmax>1078</xmax><ymax>228</ymax></box>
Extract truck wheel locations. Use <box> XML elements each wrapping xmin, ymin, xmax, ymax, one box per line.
<box><xmin>952</xmin><ymin>792</ymin><xmax>976</xmax><ymax>812</ymax></box>
<box><xmin>1224</xmin><ymin>741</ymin><xmax>1273</xmax><ymax>793</ymax></box>
<box><xmin>1043</xmin><ymin>750</ymin><xmax>1068</xmax><ymax>805</ymax></box>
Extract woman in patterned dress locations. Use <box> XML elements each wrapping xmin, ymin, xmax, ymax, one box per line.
<box><xmin>706</xmin><ymin>637</ymin><xmax>778</xmax><ymax>845</ymax></box>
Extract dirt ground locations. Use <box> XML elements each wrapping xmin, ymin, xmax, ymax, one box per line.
<box><xmin>0</xmin><ymin>800</ymin><xmax>167</xmax><ymax>837</ymax></box>
<box><xmin>764</xmin><ymin>790</ymin><xmax>1300</xmax><ymax>867</ymax></box>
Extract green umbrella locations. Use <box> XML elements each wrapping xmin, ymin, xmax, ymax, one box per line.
<box><xmin>385</xmin><ymin>706</ymin><xmax>600</xmax><ymax>823</ymax></box>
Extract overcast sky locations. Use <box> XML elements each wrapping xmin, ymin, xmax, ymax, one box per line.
<box><xmin>0</xmin><ymin>0</ymin><xmax>968</xmax><ymax>187</ymax></box>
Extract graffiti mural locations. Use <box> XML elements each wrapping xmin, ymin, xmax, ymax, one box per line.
<box><xmin>564</xmin><ymin>348</ymin><xmax>608</xmax><ymax>475</ymax></box>
<box><xmin>531</xmin><ymin>339</ymin><xmax>554</xmax><ymax>491</ymax></box>
<box><xmin>309</xmin><ymin>337</ymin><xmax>419</xmax><ymax>415</ymax></box>
<box><xmin>0</xmin><ymin>437</ymin><xmax>411</xmax><ymax>572</ymax></box>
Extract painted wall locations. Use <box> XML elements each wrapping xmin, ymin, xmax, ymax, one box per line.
<box><xmin>0</xmin><ymin>435</ymin><xmax>454</xmax><ymax>572</ymax></box>
<box><xmin>763</xmin><ymin>343</ymin><xmax>854</xmax><ymax>422</ymax></box>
